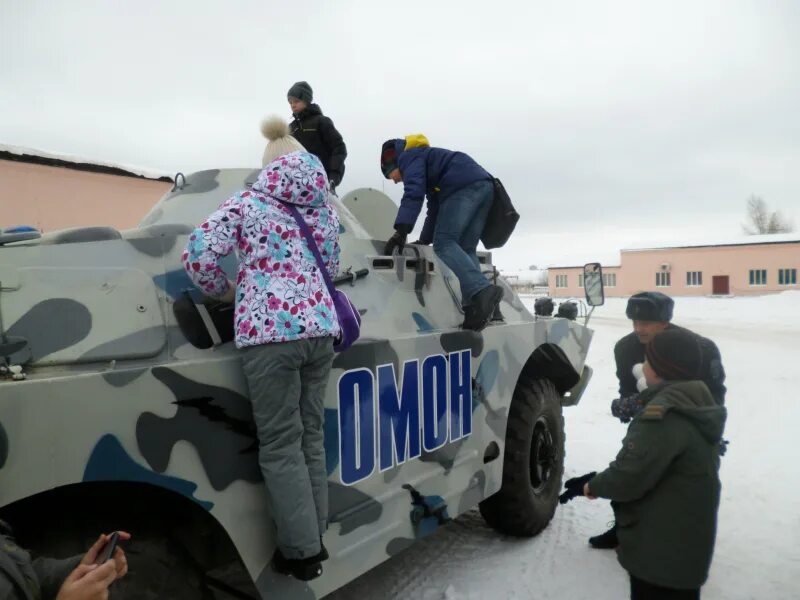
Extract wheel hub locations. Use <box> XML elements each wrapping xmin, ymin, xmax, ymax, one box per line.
<box><xmin>529</xmin><ymin>418</ymin><xmax>556</xmax><ymax>492</ymax></box>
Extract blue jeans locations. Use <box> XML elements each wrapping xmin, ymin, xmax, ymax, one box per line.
<box><xmin>433</xmin><ymin>179</ymin><xmax>493</xmax><ymax>305</ymax></box>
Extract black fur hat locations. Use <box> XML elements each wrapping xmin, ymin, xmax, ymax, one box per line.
<box><xmin>626</xmin><ymin>291</ymin><xmax>674</xmax><ymax>322</ymax></box>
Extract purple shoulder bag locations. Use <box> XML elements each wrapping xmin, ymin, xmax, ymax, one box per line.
<box><xmin>279</xmin><ymin>201</ymin><xmax>361</xmax><ymax>353</ymax></box>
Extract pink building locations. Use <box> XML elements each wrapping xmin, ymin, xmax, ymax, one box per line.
<box><xmin>0</xmin><ymin>145</ymin><xmax>172</xmax><ymax>232</ymax></box>
<box><xmin>549</xmin><ymin>234</ymin><xmax>800</xmax><ymax>297</ymax></box>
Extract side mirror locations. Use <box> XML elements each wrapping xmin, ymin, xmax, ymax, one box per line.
<box><xmin>583</xmin><ymin>262</ymin><xmax>605</xmax><ymax>307</ymax></box>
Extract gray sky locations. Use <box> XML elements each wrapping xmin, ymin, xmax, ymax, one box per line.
<box><xmin>2</xmin><ymin>0</ymin><xmax>798</xmax><ymax>268</ymax></box>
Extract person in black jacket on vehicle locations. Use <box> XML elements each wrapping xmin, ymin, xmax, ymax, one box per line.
<box><xmin>590</xmin><ymin>291</ymin><xmax>727</xmax><ymax>550</ymax></box>
<box><xmin>277</xmin><ymin>81</ymin><xmax>347</xmax><ymax>193</ymax></box>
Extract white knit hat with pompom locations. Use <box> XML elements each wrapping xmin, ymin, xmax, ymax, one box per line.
<box><xmin>260</xmin><ymin>115</ymin><xmax>305</xmax><ymax>166</ymax></box>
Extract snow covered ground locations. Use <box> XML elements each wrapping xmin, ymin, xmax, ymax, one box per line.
<box><xmin>331</xmin><ymin>292</ymin><xmax>800</xmax><ymax>600</ymax></box>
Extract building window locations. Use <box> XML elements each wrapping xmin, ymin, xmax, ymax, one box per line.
<box><xmin>656</xmin><ymin>272</ymin><xmax>671</xmax><ymax>287</ymax></box>
<box><xmin>577</xmin><ymin>274</ymin><xmax>584</xmax><ymax>288</ymax></box>
<box><xmin>555</xmin><ymin>274</ymin><xmax>568</xmax><ymax>288</ymax></box>
<box><xmin>686</xmin><ymin>271</ymin><xmax>702</xmax><ymax>287</ymax></box>
<box><xmin>778</xmin><ymin>268</ymin><xmax>797</xmax><ymax>285</ymax></box>
<box><xmin>749</xmin><ymin>269</ymin><xmax>767</xmax><ymax>286</ymax></box>
<box><xmin>603</xmin><ymin>273</ymin><xmax>616</xmax><ymax>287</ymax></box>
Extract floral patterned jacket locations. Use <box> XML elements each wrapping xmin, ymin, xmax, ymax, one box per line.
<box><xmin>183</xmin><ymin>151</ymin><xmax>341</xmax><ymax>348</ymax></box>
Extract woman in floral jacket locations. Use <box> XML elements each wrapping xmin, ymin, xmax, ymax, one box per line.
<box><xmin>183</xmin><ymin>117</ymin><xmax>340</xmax><ymax>581</ymax></box>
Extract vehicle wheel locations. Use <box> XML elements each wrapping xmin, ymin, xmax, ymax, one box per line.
<box><xmin>479</xmin><ymin>378</ymin><xmax>564</xmax><ymax>537</ymax></box>
<box><xmin>109</xmin><ymin>528</ymin><xmax>216</xmax><ymax>599</ymax></box>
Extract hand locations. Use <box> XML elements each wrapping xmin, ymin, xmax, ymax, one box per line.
<box><xmin>80</xmin><ymin>531</ymin><xmax>131</xmax><ymax>580</ymax></box>
<box><xmin>56</xmin><ymin>561</ymin><xmax>117</xmax><ymax>600</ymax></box>
<box><xmin>558</xmin><ymin>471</ymin><xmax>597</xmax><ymax>504</ymax></box>
<box><xmin>611</xmin><ymin>393</ymin><xmax>643</xmax><ymax>423</ymax></box>
<box><xmin>410</xmin><ymin>239</ymin><xmax>431</xmax><ymax>246</ymax></box>
<box><xmin>583</xmin><ymin>482</ymin><xmax>597</xmax><ymax>500</ymax></box>
<box><xmin>719</xmin><ymin>438</ymin><xmax>729</xmax><ymax>456</ymax></box>
<box><xmin>383</xmin><ymin>231</ymin><xmax>407</xmax><ymax>255</ymax></box>
<box><xmin>218</xmin><ymin>281</ymin><xmax>236</xmax><ymax>304</ymax></box>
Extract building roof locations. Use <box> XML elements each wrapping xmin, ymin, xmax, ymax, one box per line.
<box><xmin>622</xmin><ymin>232</ymin><xmax>799</xmax><ymax>252</ymax></box>
<box><xmin>0</xmin><ymin>143</ymin><xmax>173</xmax><ymax>182</ymax></box>
<box><xmin>547</xmin><ymin>263</ymin><xmax>621</xmax><ymax>270</ymax></box>
<box><xmin>499</xmin><ymin>268</ymin><xmax>548</xmax><ymax>283</ymax></box>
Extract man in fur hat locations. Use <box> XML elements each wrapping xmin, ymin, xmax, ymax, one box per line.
<box><xmin>582</xmin><ymin>328</ymin><xmax>726</xmax><ymax>599</ymax></box>
<box><xmin>591</xmin><ymin>291</ymin><xmax>727</xmax><ymax>550</ymax></box>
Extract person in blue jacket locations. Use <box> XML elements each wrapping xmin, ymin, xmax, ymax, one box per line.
<box><xmin>380</xmin><ymin>135</ymin><xmax>503</xmax><ymax>331</ymax></box>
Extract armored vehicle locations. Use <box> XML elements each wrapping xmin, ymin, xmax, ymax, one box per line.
<box><xmin>0</xmin><ymin>169</ymin><xmax>603</xmax><ymax>599</ymax></box>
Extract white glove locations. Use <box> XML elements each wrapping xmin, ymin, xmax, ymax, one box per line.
<box><xmin>632</xmin><ymin>362</ymin><xmax>647</xmax><ymax>392</ymax></box>
<box><xmin>632</xmin><ymin>362</ymin><xmax>644</xmax><ymax>380</ymax></box>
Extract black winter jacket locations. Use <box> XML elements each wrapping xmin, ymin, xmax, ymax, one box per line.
<box><xmin>614</xmin><ymin>324</ymin><xmax>726</xmax><ymax>405</ymax></box>
<box><xmin>289</xmin><ymin>104</ymin><xmax>347</xmax><ymax>187</ymax></box>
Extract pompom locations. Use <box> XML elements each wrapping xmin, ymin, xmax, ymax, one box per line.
<box><xmin>260</xmin><ymin>115</ymin><xmax>289</xmax><ymax>141</ymax></box>
<box><xmin>631</xmin><ymin>362</ymin><xmax>644</xmax><ymax>380</ymax></box>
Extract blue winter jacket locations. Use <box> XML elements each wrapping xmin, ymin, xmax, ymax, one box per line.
<box><xmin>392</xmin><ymin>135</ymin><xmax>491</xmax><ymax>242</ymax></box>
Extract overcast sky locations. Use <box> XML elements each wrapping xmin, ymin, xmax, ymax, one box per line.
<box><xmin>2</xmin><ymin>0</ymin><xmax>798</xmax><ymax>268</ymax></box>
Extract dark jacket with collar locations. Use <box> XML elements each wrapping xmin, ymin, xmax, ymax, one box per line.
<box><xmin>614</xmin><ymin>324</ymin><xmax>726</xmax><ymax>404</ymax></box>
<box><xmin>289</xmin><ymin>104</ymin><xmax>347</xmax><ymax>187</ymax></box>
<box><xmin>589</xmin><ymin>381</ymin><xmax>727</xmax><ymax>590</ymax></box>
<box><xmin>1</xmin><ymin>527</ymin><xmax>81</xmax><ymax>600</ymax></box>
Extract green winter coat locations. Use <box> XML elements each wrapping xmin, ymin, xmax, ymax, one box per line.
<box><xmin>589</xmin><ymin>381</ymin><xmax>727</xmax><ymax>590</ymax></box>
<box><xmin>0</xmin><ymin>530</ymin><xmax>81</xmax><ymax>600</ymax></box>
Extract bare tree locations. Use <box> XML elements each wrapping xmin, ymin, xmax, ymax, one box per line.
<box><xmin>742</xmin><ymin>196</ymin><xmax>794</xmax><ymax>234</ymax></box>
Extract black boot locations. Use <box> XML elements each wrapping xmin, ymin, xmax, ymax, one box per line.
<box><xmin>272</xmin><ymin>549</ymin><xmax>323</xmax><ymax>581</ymax></box>
<box><xmin>462</xmin><ymin>285</ymin><xmax>503</xmax><ymax>332</ymax></box>
<box><xmin>491</xmin><ymin>303</ymin><xmax>505</xmax><ymax>322</ymax></box>
<box><xmin>589</xmin><ymin>524</ymin><xmax>618</xmax><ymax>549</ymax></box>
<box><xmin>317</xmin><ymin>538</ymin><xmax>329</xmax><ymax>562</ymax></box>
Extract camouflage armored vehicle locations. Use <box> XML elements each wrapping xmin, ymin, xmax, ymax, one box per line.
<box><xmin>0</xmin><ymin>169</ymin><xmax>603</xmax><ymax>599</ymax></box>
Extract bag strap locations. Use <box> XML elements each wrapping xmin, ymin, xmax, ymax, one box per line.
<box><xmin>275</xmin><ymin>199</ymin><xmax>337</xmax><ymax>297</ymax></box>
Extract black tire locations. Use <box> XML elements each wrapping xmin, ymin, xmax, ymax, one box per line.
<box><xmin>1</xmin><ymin>484</ymin><xmax>257</xmax><ymax>599</ymax></box>
<box><xmin>109</xmin><ymin>528</ymin><xmax>216</xmax><ymax>599</ymax></box>
<box><xmin>479</xmin><ymin>378</ymin><xmax>565</xmax><ymax>537</ymax></box>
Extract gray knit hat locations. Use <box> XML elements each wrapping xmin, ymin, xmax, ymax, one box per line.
<box><xmin>287</xmin><ymin>81</ymin><xmax>313</xmax><ymax>104</ymax></box>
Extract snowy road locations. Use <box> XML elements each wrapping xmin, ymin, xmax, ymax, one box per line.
<box><xmin>330</xmin><ymin>293</ymin><xmax>800</xmax><ymax>600</ymax></box>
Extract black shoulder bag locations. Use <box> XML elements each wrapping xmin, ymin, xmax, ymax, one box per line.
<box><xmin>480</xmin><ymin>176</ymin><xmax>519</xmax><ymax>249</ymax></box>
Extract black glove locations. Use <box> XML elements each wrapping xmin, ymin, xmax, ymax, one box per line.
<box><xmin>410</xmin><ymin>239</ymin><xmax>431</xmax><ymax>245</ymax></box>
<box><xmin>611</xmin><ymin>393</ymin><xmax>643</xmax><ymax>423</ymax></box>
<box><xmin>719</xmin><ymin>438</ymin><xmax>729</xmax><ymax>456</ymax></box>
<box><xmin>383</xmin><ymin>225</ymin><xmax>411</xmax><ymax>255</ymax></box>
<box><xmin>559</xmin><ymin>471</ymin><xmax>597</xmax><ymax>504</ymax></box>
<box><xmin>383</xmin><ymin>231</ymin><xmax>406</xmax><ymax>255</ymax></box>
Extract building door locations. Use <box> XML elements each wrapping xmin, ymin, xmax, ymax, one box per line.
<box><xmin>712</xmin><ymin>276</ymin><xmax>729</xmax><ymax>295</ymax></box>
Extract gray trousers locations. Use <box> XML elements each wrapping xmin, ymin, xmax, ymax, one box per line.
<box><xmin>240</xmin><ymin>337</ymin><xmax>335</xmax><ymax>559</ymax></box>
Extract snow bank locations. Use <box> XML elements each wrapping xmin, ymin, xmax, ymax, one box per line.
<box><xmin>331</xmin><ymin>291</ymin><xmax>800</xmax><ymax>600</ymax></box>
